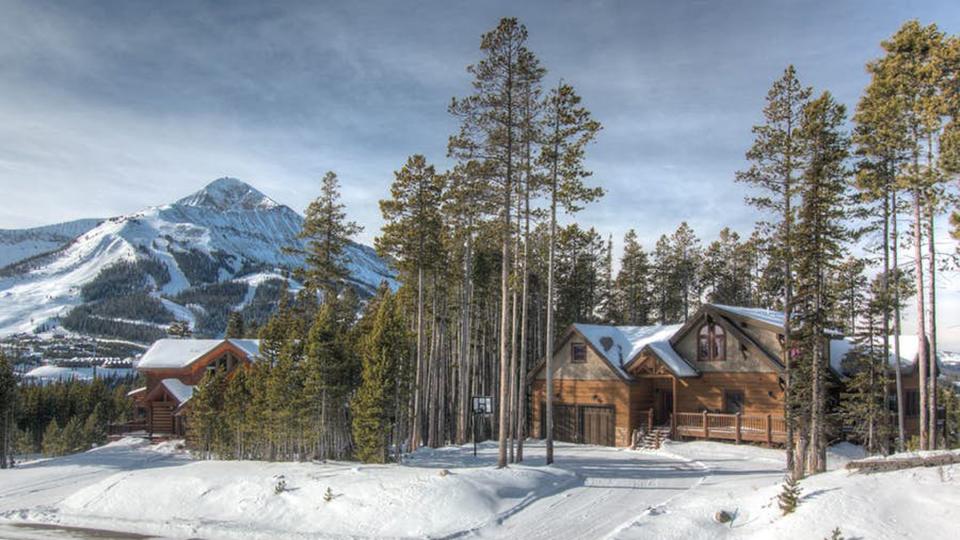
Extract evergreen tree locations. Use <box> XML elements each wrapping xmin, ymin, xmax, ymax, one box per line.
<box><xmin>536</xmin><ymin>81</ymin><xmax>603</xmax><ymax>464</ymax></box>
<box><xmin>302</xmin><ymin>297</ymin><xmax>355</xmax><ymax>460</ymax></box>
<box><xmin>42</xmin><ymin>419</ymin><xmax>64</xmax><ymax>457</ymax></box>
<box><xmin>792</xmin><ymin>91</ymin><xmax>851</xmax><ymax>475</ymax></box>
<box><xmin>737</xmin><ymin>65</ymin><xmax>812</xmax><ymax>475</ymax></box>
<box><xmin>448</xmin><ymin>18</ymin><xmax>546</xmax><ymax>468</ymax></box>
<box><xmin>669</xmin><ymin>222</ymin><xmax>702</xmax><ymax>320</ymax></box>
<box><xmin>376</xmin><ymin>154</ymin><xmax>445</xmax><ymax>452</ymax></box>
<box><xmin>225</xmin><ymin>311</ymin><xmax>245</xmax><ymax>339</ymax></box>
<box><xmin>615</xmin><ymin>229</ymin><xmax>652</xmax><ymax>326</ymax></box>
<box><xmin>651</xmin><ymin>235</ymin><xmax>677</xmax><ymax>324</ymax></box>
<box><xmin>294</xmin><ymin>171</ymin><xmax>363</xmax><ymax>295</ymax></box>
<box><xmin>0</xmin><ymin>352</ymin><xmax>16</xmax><ymax>468</ymax></box>
<box><xmin>777</xmin><ymin>474</ymin><xmax>802</xmax><ymax>515</ymax></box>
<box><xmin>352</xmin><ymin>288</ymin><xmax>410</xmax><ymax>463</ymax></box>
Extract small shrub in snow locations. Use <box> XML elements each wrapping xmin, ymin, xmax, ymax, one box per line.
<box><xmin>825</xmin><ymin>527</ymin><xmax>844</xmax><ymax>540</ymax></box>
<box><xmin>777</xmin><ymin>474</ymin><xmax>801</xmax><ymax>515</ymax></box>
<box><xmin>713</xmin><ymin>510</ymin><xmax>733</xmax><ymax>524</ymax></box>
<box><xmin>323</xmin><ymin>487</ymin><xmax>334</xmax><ymax>502</ymax></box>
<box><xmin>439</xmin><ymin>469</ymin><xmax>450</xmax><ymax>477</ymax></box>
<box><xmin>274</xmin><ymin>477</ymin><xmax>287</xmax><ymax>495</ymax></box>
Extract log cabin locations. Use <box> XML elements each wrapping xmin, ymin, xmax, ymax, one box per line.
<box><xmin>529</xmin><ymin>303</ymin><xmax>860</xmax><ymax>447</ymax></box>
<box><xmin>129</xmin><ymin>338</ymin><xmax>260</xmax><ymax>437</ymax></box>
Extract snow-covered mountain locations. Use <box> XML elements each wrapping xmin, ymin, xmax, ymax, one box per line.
<box><xmin>0</xmin><ymin>178</ymin><xmax>395</xmax><ymax>340</ymax></box>
<box><xmin>0</xmin><ymin>218</ymin><xmax>103</xmax><ymax>268</ymax></box>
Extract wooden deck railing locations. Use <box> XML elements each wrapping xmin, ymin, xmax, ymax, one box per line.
<box><xmin>672</xmin><ymin>412</ymin><xmax>786</xmax><ymax>445</ymax></box>
<box><xmin>107</xmin><ymin>420</ymin><xmax>146</xmax><ymax>436</ymax></box>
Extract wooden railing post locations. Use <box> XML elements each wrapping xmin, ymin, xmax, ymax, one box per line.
<box><xmin>702</xmin><ymin>411</ymin><xmax>709</xmax><ymax>438</ymax></box>
<box><xmin>647</xmin><ymin>408</ymin><xmax>654</xmax><ymax>432</ymax></box>
<box><xmin>735</xmin><ymin>413</ymin><xmax>742</xmax><ymax>444</ymax></box>
<box><xmin>766</xmin><ymin>414</ymin><xmax>772</xmax><ymax>445</ymax></box>
<box><xmin>670</xmin><ymin>413</ymin><xmax>676</xmax><ymax>439</ymax></box>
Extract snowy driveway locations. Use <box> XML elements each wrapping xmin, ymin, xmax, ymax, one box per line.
<box><xmin>405</xmin><ymin>440</ymin><xmax>710</xmax><ymax>539</ymax></box>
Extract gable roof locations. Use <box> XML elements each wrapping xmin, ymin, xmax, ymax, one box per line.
<box><xmin>137</xmin><ymin>338</ymin><xmax>260</xmax><ymax>370</ymax></box>
<box><xmin>537</xmin><ymin>323</ymin><xmax>688</xmax><ymax>379</ymax></box>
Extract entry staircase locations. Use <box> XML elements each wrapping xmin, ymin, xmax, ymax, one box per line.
<box><xmin>632</xmin><ymin>425</ymin><xmax>671</xmax><ymax>450</ymax></box>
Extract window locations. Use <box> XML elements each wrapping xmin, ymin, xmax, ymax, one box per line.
<box><xmin>724</xmin><ymin>390</ymin><xmax>745</xmax><ymax>414</ymax></box>
<box><xmin>571</xmin><ymin>342</ymin><xmax>587</xmax><ymax>364</ymax></box>
<box><xmin>904</xmin><ymin>390</ymin><xmax>920</xmax><ymax>417</ymax></box>
<box><xmin>698</xmin><ymin>321</ymin><xmax>726</xmax><ymax>361</ymax></box>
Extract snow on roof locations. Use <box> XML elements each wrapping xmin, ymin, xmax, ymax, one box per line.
<box><xmin>712</xmin><ymin>304</ymin><xmax>842</xmax><ymax>336</ymax></box>
<box><xmin>126</xmin><ymin>386</ymin><xmax>147</xmax><ymax>397</ymax></box>
<box><xmin>829</xmin><ymin>338</ymin><xmax>855</xmax><ymax>375</ymax></box>
<box><xmin>161</xmin><ymin>378</ymin><xmax>195</xmax><ymax>404</ymax></box>
<box><xmin>137</xmin><ymin>339</ymin><xmax>224</xmax><ymax>369</ymax></box>
<box><xmin>712</xmin><ymin>304</ymin><xmax>786</xmax><ymax>328</ymax></box>
<box><xmin>572</xmin><ymin>323</ymin><xmax>688</xmax><ymax>378</ymax></box>
<box><xmin>228</xmin><ymin>339</ymin><xmax>261</xmax><ymax>360</ymax></box>
<box><xmin>829</xmin><ymin>335</ymin><xmax>944</xmax><ymax>377</ymax></box>
<box><xmin>137</xmin><ymin>338</ymin><xmax>260</xmax><ymax>370</ymax></box>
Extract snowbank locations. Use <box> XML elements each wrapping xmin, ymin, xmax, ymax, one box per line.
<box><xmin>4</xmin><ymin>441</ymin><xmax>576</xmax><ymax>539</ymax></box>
<box><xmin>615</xmin><ymin>441</ymin><xmax>958</xmax><ymax>540</ymax></box>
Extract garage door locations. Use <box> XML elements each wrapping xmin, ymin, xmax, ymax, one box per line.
<box><xmin>541</xmin><ymin>403</ymin><xmax>616</xmax><ymax>446</ymax></box>
<box><xmin>581</xmin><ymin>406</ymin><xmax>615</xmax><ymax>446</ymax></box>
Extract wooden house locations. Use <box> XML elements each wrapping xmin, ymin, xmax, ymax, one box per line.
<box><xmin>129</xmin><ymin>338</ymin><xmax>260</xmax><ymax>437</ymax></box>
<box><xmin>529</xmin><ymin>304</ymin><xmax>847</xmax><ymax>447</ymax></box>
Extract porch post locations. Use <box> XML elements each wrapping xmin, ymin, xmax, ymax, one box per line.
<box><xmin>671</xmin><ymin>376</ymin><xmax>678</xmax><ymax>438</ymax></box>
<box><xmin>735</xmin><ymin>413</ymin><xmax>742</xmax><ymax>444</ymax></box>
<box><xmin>647</xmin><ymin>408</ymin><xmax>653</xmax><ymax>432</ymax></box>
<box><xmin>766</xmin><ymin>414</ymin><xmax>772</xmax><ymax>445</ymax></box>
<box><xmin>703</xmin><ymin>410</ymin><xmax>709</xmax><ymax>438</ymax></box>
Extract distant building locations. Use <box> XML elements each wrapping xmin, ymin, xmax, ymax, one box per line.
<box><xmin>130</xmin><ymin>339</ymin><xmax>260</xmax><ymax>437</ymax></box>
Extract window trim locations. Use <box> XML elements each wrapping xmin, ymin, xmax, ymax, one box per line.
<box><xmin>697</xmin><ymin>321</ymin><xmax>726</xmax><ymax>362</ymax></box>
<box><xmin>723</xmin><ymin>389</ymin><xmax>745</xmax><ymax>414</ymax></box>
<box><xmin>571</xmin><ymin>342</ymin><xmax>588</xmax><ymax>364</ymax></box>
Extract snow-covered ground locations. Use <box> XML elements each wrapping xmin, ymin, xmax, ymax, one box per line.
<box><xmin>0</xmin><ymin>438</ymin><xmax>955</xmax><ymax>539</ymax></box>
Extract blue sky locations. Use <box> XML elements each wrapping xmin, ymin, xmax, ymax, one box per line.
<box><xmin>1</xmin><ymin>0</ymin><xmax>959</xmax><ymax>344</ymax></box>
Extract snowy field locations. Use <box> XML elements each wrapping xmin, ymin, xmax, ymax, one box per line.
<box><xmin>0</xmin><ymin>438</ymin><xmax>956</xmax><ymax>539</ymax></box>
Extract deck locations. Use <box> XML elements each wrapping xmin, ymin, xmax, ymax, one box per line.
<box><xmin>672</xmin><ymin>411</ymin><xmax>786</xmax><ymax>444</ymax></box>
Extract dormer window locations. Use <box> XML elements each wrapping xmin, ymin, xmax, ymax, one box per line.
<box><xmin>698</xmin><ymin>321</ymin><xmax>726</xmax><ymax>361</ymax></box>
<box><xmin>571</xmin><ymin>342</ymin><xmax>587</xmax><ymax>364</ymax></box>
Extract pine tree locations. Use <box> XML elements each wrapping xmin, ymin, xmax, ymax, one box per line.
<box><xmin>866</xmin><ymin>21</ymin><xmax>960</xmax><ymax>449</ymax></box>
<box><xmin>352</xmin><ymin>288</ymin><xmax>410</xmax><ymax>463</ymax></box>
<box><xmin>793</xmin><ymin>91</ymin><xmax>851</xmax><ymax>475</ymax></box>
<box><xmin>376</xmin><ymin>154</ymin><xmax>445</xmax><ymax>452</ymax></box>
<box><xmin>0</xmin><ymin>353</ymin><xmax>17</xmax><ymax>468</ymax></box>
<box><xmin>42</xmin><ymin>419</ymin><xmax>64</xmax><ymax>457</ymax></box>
<box><xmin>294</xmin><ymin>171</ymin><xmax>363</xmax><ymax>295</ymax></box>
<box><xmin>225</xmin><ymin>311</ymin><xmax>245</xmax><ymax>339</ymax></box>
<box><xmin>449</xmin><ymin>18</ymin><xmax>546</xmax><ymax>468</ymax></box>
<box><xmin>777</xmin><ymin>474</ymin><xmax>802</xmax><ymax>515</ymax></box>
<box><xmin>669</xmin><ymin>222</ymin><xmax>702</xmax><ymax>320</ymax></box>
<box><xmin>737</xmin><ymin>65</ymin><xmax>812</xmax><ymax>476</ymax></box>
<box><xmin>615</xmin><ymin>230</ymin><xmax>652</xmax><ymax>326</ymax></box>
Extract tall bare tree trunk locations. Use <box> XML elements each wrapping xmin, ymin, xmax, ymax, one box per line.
<box><xmin>927</xmin><ymin>207</ymin><xmax>938</xmax><ymax>447</ymax></box>
<box><xmin>891</xmin><ymin>190</ymin><xmax>906</xmax><ymax>449</ymax></box>
<box><xmin>517</xmin><ymin>168</ymin><xmax>531</xmax><ymax>463</ymax></box>
<box><xmin>912</xmin><ymin>187</ymin><xmax>929</xmax><ymax>450</ymax></box>
<box><xmin>411</xmin><ymin>266</ymin><xmax>425</xmax><ymax>451</ymax></box>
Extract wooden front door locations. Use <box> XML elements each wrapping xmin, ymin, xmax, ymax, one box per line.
<box><xmin>656</xmin><ymin>390</ymin><xmax>673</xmax><ymax>425</ymax></box>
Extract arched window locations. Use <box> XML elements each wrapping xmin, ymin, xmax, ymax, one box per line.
<box><xmin>698</xmin><ymin>321</ymin><xmax>726</xmax><ymax>361</ymax></box>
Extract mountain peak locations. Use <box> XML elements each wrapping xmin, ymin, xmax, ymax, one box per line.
<box><xmin>174</xmin><ymin>178</ymin><xmax>279</xmax><ymax>211</ymax></box>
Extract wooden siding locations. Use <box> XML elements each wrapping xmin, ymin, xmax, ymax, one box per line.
<box><xmin>675</xmin><ymin>372</ymin><xmax>784</xmax><ymax>415</ymax></box>
<box><xmin>531</xmin><ymin>379</ymin><xmax>635</xmax><ymax>446</ymax></box>
<box><xmin>673</xmin><ymin>318</ymin><xmax>779</xmax><ymax>373</ymax></box>
<box><xmin>534</xmin><ymin>334</ymin><xmax>620</xmax><ymax>381</ymax></box>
